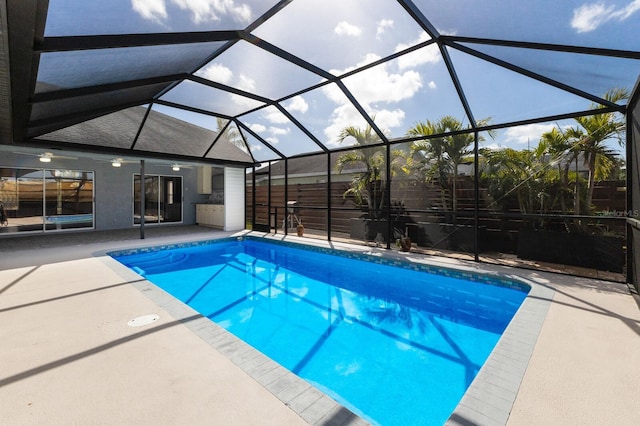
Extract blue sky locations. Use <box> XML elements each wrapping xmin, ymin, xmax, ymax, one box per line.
<box><xmin>43</xmin><ymin>0</ymin><xmax>640</xmax><ymax>160</ymax></box>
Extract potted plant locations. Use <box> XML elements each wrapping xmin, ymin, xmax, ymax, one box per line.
<box><xmin>397</xmin><ymin>228</ymin><xmax>412</xmax><ymax>252</ymax></box>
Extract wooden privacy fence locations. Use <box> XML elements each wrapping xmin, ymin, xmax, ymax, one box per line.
<box><xmin>247</xmin><ymin>178</ymin><xmax>627</xmax><ymax>235</ymax></box>
<box><xmin>249</xmin><ymin>182</ymin><xmax>353</xmax><ymax>234</ymax></box>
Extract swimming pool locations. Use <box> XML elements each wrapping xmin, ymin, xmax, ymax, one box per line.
<box><xmin>111</xmin><ymin>237</ymin><xmax>529</xmax><ymax>425</ymax></box>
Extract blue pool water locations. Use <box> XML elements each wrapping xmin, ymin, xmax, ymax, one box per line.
<box><xmin>112</xmin><ymin>238</ymin><xmax>528</xmax><ymax>425</ymax></box>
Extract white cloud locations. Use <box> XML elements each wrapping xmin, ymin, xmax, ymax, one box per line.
<box><xmin>322</xmin><ymin>53</ymin><xmax>425</xmax><ymax>145</ymax></box>
<box><xmin>334</xmin><ymin>21</ymin><xmax>362</xmax><ymax>37</ymax></box>
<box><xmin>285</xmin><ymin>96</ymin><xmax>309</xmax><ymax>114</ymax></box>
<box><xmin>395</xmin><ymin>31</ymin><xmax>432</xmax><ymax>52</ymax></box>
<box><xmin>323</xmin><ymin>104</ymin><xmax>368</xmax><ymax>146</ymax></box>
<box><xmin>335</xmin><ymin>58</ymin><xmax>424</xmax><ymax>105</ymax></box>
<box><xmin>427</xmin><ymin>81</ymin><xmax>437</xmax><ymax>89</ymax></box>
<box><xmin>237</xmin><ymin>74</ymin><xmax>256</xmax><ymax>92</ymax></box>
<box><xmin>263</xmin><ymin>107</ymin><xmax>289</xmax><ymax>124</ymax></box>
<box><xmin>269</xmin><ymin>126</ymin><xmax>290</xmax><ymax>136</ymax></box>
<box><xmin>132</xmin><ymin>0</ymin><xmax>252</xmax><ymax>25</ymax></box>
<box><xmin>171</xmin><ymin>0</ymin><xmax>252</xmax><ymax>23</ymax></box>
<box><xmin>246</xmin><ymin>120</ymin><xmax>290</xmax><ymax>146</ymax></box>
<box><xmin>196</xmin><ymin>65</ymin><xmax>259</xmax><ymax>111</ymax></box>
<box><xmin>376</xmin><ymin>19</ymin><xmax>394</xmax><ymax>38</ymax></box>
<box><xmin>503</xmin><ymin>123</ymin><xmax>557</xmax><ymax>145</ymax></box>
<box><xmin>249</xmin><ymin>123</ymin><xmax>267</xmax><ymax>133</ymax></box>
<box><xmin>321</xmin><ymin>104</ymin><xmax>401</xmax><ymax>147</ymax></box>
<box><xmin>195</xmin><ymin>63</ymin><xmax>262</xmax><ymax>113</ymax></box>
<box><xmin>614</xmin><ymin>0</ymin><xmax>640</xmax><ymax>19</ymax></box>
<box><xmin>196</xmin><ymin>63</ymin><xmax>261</xmax><ymax>109</ymax></box>
<box><xmin>571</xmin><ymin>0</ymin><xmax>640</xmax><ymax>32</ymax></box>
<box><xmin>571</xmin><ymin>2</ymin><xmax>615</xmax><ymax>32</ymax></box>
<box><xmin>322</xmin><ymin>79</ymin><xmax>352</xmax><ymax>105</ymax></box>
<box><xmin>198</xmin><ymin>62</ymin><xmax>233</xmax><ymax>84</ymax></box>
<box><xmin>438</xmin><ymin>28</ymin><xmax>458</xmax><ymax>37</ymax></box>
<box><xmin>370</xmin><ymin>108</ymin><xmax>405</xmax><ymax>133</ymax></box>
<box><xmin>396</xmin><ymin>33</ymin><xmax>441</xmax><ymax>69</ymax></box>
<box><xmin>228</xmin><ymin>93</ymin><xmax>262</xmax><ymax>112</ymax></box>
<box><xmin>132</xmin><ymin>0</ymin><xmax>168</xmax><ymax>23</ymax></box>
<box><xmin>172</xmin><ymin>0</ymin><xmax>219</xmax><ymax>23</ymax></box>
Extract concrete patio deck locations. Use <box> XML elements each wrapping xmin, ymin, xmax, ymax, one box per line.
<box><xmin>1</xmin><ymin>226</ymin><xmax>639</xmax><ymax>425</ymax></box>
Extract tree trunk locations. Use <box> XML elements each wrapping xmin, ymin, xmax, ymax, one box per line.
<box><xmin>558</xmin><ymin>164</ymin><xmax>567</xmax><ymax>215</ymax></box>
<box><xmin>585</xmin><ymin>153</ymin><xmax>597</xmax><ymax>214</ymax></box>
<box><xmin>574</xmin><ymin>157</ymin><xmax>580</xmax><ymax>215</ymax></box>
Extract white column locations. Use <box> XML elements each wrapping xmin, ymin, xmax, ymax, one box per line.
<box><xmin>223</xmin><ymin>167</ymin><xmax>245</xmax><ymax>231</ymax></box>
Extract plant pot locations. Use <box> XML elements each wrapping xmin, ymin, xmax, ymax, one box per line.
<box><xmin>400</xmin><ymin>236</ymin><xmax>412</xmax><ymax>252</ymax></box>
<box><xmin>296</xmin><ymin>224</ymin><xmax>304</xmax><ymax>237</ymax></box>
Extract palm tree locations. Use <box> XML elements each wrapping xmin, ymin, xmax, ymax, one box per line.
<box><xmin>406</xmin><ymin>119</ymin><xmax>449</xmax><ymax>208</ymax></box>
<box><xmin>570</xmin><ymin>88</ymin><xmax>628</xmax><ymax>213</ymax></box>
<box><xmin>335</xmin><ymin>124</ymin><xmax>406</xmax><ymax>219</ymax></box>
<box><xmin>480</xmin><ymin>146</ymin><xmax>555</xmax><ymax>216</ymax></box>
<box><xmin>539</xmin><ymin>127</ymin><xmax>578</xmax><ymax>215</ymax></box>
<box><xmin>216</xmin><ymin>117</ymin><xmax>246</xmax><ymax>152</ymax></box>
<box><xmin>407</xmin><ymin>116</ymin><xmax>493</xmax><ymax>215</ymax></box>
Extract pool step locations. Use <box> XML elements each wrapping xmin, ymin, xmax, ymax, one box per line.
<box><xmin>120</xmin><ymin>252</ymin><xmax>188</xmax><ymax>275</ymax></box>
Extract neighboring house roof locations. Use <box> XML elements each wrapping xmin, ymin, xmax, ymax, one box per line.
<box><xmin>251</xmin><ymin>154</ymin><xmax>365</xmax><ymax>179</ymax></box>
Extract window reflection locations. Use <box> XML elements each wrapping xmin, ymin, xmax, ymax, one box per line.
<box><xmin>44</xmin><ymin>169</ymin><xmax>94</xmax><ymax>230</ymax></box>
<box><xmin>0</xmin><ymin>167</ymin><xmax>94</xmax><ymax>233</ymax></box>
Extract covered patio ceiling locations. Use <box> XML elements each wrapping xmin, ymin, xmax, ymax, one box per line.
<box><xmin>1</xmin><ymin>0</ymin><xmax>639</xmax><ymax>166</ymax></box>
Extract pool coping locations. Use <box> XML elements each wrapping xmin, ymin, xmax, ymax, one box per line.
<box><xmin>106</xmin><ymin>232</ymin><xmax>553</xmax><ymax>426</ymax></box>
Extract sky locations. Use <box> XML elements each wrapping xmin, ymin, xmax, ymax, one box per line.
<box><xmin>42</xmin><ymin>0</ymin><xmax>640</xmax><ymax>161</ymax></box>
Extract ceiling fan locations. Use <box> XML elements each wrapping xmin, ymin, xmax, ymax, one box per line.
<box><xmin>13</xmin><ymin>151</ymin><xmax>78</xmax><ymax>163</ymax></box>
<box><xmin>107</xmin><ymin>157</ymin><xmax>139</xmax><ymax>168</ymax></box>
<box><xmin>94</xmin><ymin>157</ymin><xmax>140</xmax><ymax>167</ymax></box>
<box><xmin>169</xmin><ymin>163</ymin><xmax>194</xmax><ymax>171</ymax></box>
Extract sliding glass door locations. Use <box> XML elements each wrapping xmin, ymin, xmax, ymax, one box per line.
<box><xmin>133</xmin><ymin>174</ymin><xmax>182</xmax><ymax>224</ymax></box>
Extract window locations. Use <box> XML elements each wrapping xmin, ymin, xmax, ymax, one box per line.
<box><xmin>0</xmin><ymin>167</ymin><xmax>94</xmax><ymax>233</ymax></box>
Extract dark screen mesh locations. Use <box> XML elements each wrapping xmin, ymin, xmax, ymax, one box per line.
<box><xmin>630</xmin><ymin>90</ymin><xmax>640</xmax><ymax>292</ymax></box>
<box><xmin>458</xmin><ymin>43</ymin><xmax>640</xmax><ymax>100</ymax></box>
<box><xmin>30</xmin><ymin>83</ymin><xmax>171</xmax><ymax>123</ymax></box>
<box><xmin>35</xmin><ymin>42</ymin><xmax>224</xmax><ymax>93</ymax></box>
<box><xmin>413</xmin><ymin>0</ymin><xmax>640</xmax><ymax>51</ymax></box>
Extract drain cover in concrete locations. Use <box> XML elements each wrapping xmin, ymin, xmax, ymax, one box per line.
<box><xmin>127</xmin><ymin>314</ymin><xmax>159</xmax><ymax>327</ymax></box>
